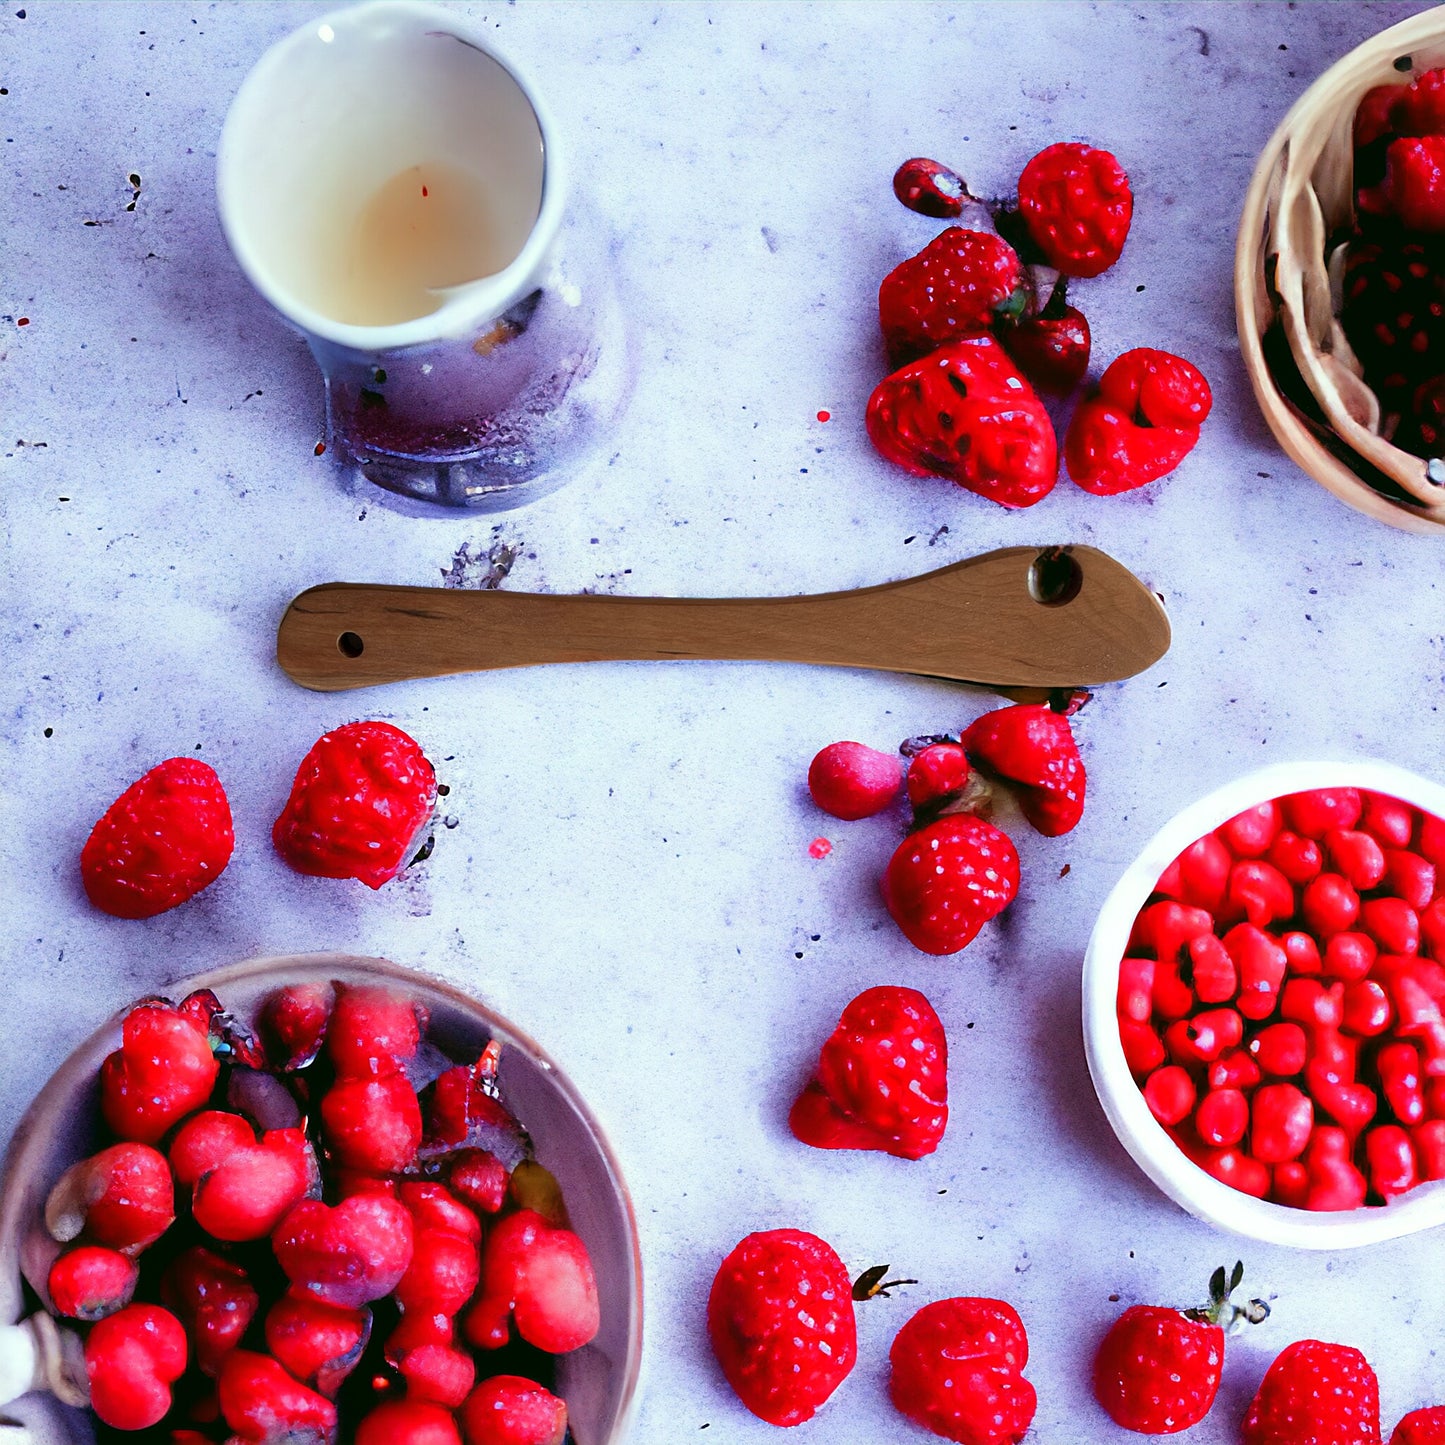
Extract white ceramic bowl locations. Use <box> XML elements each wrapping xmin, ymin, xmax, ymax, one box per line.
<box><xmin>1084</xmin><ymin>760</ymin><xmax>1445</xmax><ymax>1249</ymax></box>
<box><xmin>0</xmin><ymin>953</ymin><xmax>643</xmax><ymax>1442</ymax></box>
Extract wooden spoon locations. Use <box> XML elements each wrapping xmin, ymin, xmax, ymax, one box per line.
<box><xmin>276</xmin><ymin>544</ymin><xmax>1169</xmax><ymax>694</ymax></box>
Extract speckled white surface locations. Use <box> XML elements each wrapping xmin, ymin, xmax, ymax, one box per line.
<box><xmin>4</xmin><ymin>2</ymin><xmax>1445</xmax><ymax>1440</ymax></box>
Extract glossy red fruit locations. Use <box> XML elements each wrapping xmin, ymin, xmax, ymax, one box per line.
<box><xmin>394</xmin><ymin>1338</ymin><xmax>475</xmax><ymax>1408</ymax></box>
<box><xmin>1325</xmin><ymin>829</ymin><xmax>1387</xmax><ymax>889</ymax></box>
<box><xmin>192</xmin><ymin>1127</ymin><xmax>314</xmax><ymax>1243</ymax></box>
<box><xmin>906</xmin><ymin>742</ymin><xmax>971</xmax><ymax>809</ymax></box>
<box><xmin>81</xmin><ymin>758</ymin><xmax>234</xmax><ymax>918</ymax></box>
<box><xmin>329</xmin><ymin>984</ymin><xmax>424</xmax><ymax>1080</ymax></box>
<box><xmin>1222</xmin><ymin>859</ymin><xmax>1295</xmax><ymax>929</ymax></box>
<box><xmin>866</xmin><ymin>337</ymin><xmax>1058</xmax><ymax>509</ymax></box>
<box><xmin>448</xmin><ymin>1149</ymin><xmax>509</xmax><ymax>1215</ymax></box>
<box><xmin>790</xmin><ymin>985</ymin><xmax>947</xmax><ymax>1159</ymax></box>
<box><xmin>85</xmin><ymin>1303</ymin><xmax>188</xmax><ymax>1431</ymax></box>
<box><xmin>890</xmin><ymin>1296</ymin><xmax>1036</xmax><ymax>1445</ymax></box>
<box><xmin>160</xmin><ymin>1247</ymin><xmax>259</xmax><ymax>1378</ymax></box>
<box><xmin>1132</xmin><ymin>900</ymin><xmax>1213</xmax><ymax>967</ymax></box>
<box><xmin>1367</xmin><ymin>1123</ymin><xmax>1420</xmax><ymax>1199</ymax></box>
<box><xmin>399</xmin><ymin>1182</ymin><xmax>483</xmax><ymax>1243</ymax></box>
<box><xmin>1120</xmin><ymin>1019</ymin><xmax>1166</xmax><ymax>1077</ymax></box>
<box><xmin>1268</xmin><ymin>831</ymin><xmax>1324</xmax><ymax>885</ymax></box>
<box><xmin>1065</xmin><ymin>348</ymin><xmax>1212</xmax><ymax>495</ymax></box>
<box><xmin>1189</xmin><ymin>935</ymin><xmax>1238</xmax><ymax>1004</ymax></box>
<box><xmin>47</xmin><ymin>1142</ymin><xmax>175</xmax><ymax>1253</ymax></box>
<box><xmin>1363</xmin><ymin>897</ymin><xmax>1421</xmax><ymax>956</ymax></box>
<box><xmin>1323</xmin><ymin>931</ymin><xmax>1377</xmax><ymax>983</ymax></box>
<box><xmin>880</xmin><ymin>227</ymin><xmax>1026</xmax><ymax>365</ymax></box>
<box><xmin>1209</xmin><ymin>1050</ymin><xmax>1262</xmax><ymax>1093</ymax></box>
<box><xmin>707</xmin><ymin>1229</ymin><xmax>856</xmax><ymax>1427</ymax></box>
<box><xmin>322</xmin><ymin>1074</ymin><xmax>423</xmax><ymax>1174</ymax></box>
<box><xmin>356</xmin><ymin>1400</ymin><xmax>462</xmax><ymax>1445</ymax></box>
<box><xmin>170</xmin><ymin>1111</ymin><xmax>255</xmax><ymax>1188</ymax></box>
<box><xmin>893</xmin><ymin>157</ymin><xmax>970</xmax><ymax>218</ymax></box>
<box><xmin>1279</xmin><ymin>979</ymin><xmax>1344</xmax><ymax>1031</ymax></box>
<box><xmin>1284</xmin><ymin>789</ymin><xmax>1363</xmax><ymax>840</ymax></box>
<box><xmin>960</xmin><ymin>703</ymin><xmax>1084</xmax><ymax>836</ymax></box>
<box><xmin>882</xmin><ymin>814</ymin><xmax>1019</xmax><ymax>955</ymax></box>
<box><xmin>264</xmin><ymin>1293</ymin><xmax>370</xmax><ymax>1397</ymax></box>
<box><xmin>1343</xmin><ymin>979</ymin><xmax>1394</xmax><ymax>1037</ymax></box>
<box><xmin>1303</xmin><ymin>874</ymin><xmax>1361</xmax><ymax>938</ymax></box>
<box><xmin>1384</xmin><ymin>135</ymin><xmax>1445</xmax><ymax>231</ymax></box>
<box><xmin>218</xmin><ymin>1350</ymin><xmax>338</xmax><ymax>1443</ymax></box>
<box><xmin>272</xmin><ymin>720</ymin><xmax>437</xmax><ymax>889</ymax></box>
<box><xmin>1198</xmin><ymin>1146</ymin><xmax>1270</xmax><ymax>1198</ymax></box>
<box><xmin>1249</xmin><ymin>1022</ymin><xmax>1308</xmax><ymax>1077</ymax></box>
<box><xmin>259</xmin><ymin>981</ymin><xmax>334</xmax><ymax>1071</ymax></box>
<box><xmin>1252</xmin><ymin>1083</ymin><xmax>1314</xmax><ymax>1163</ymax></box>
<box><xmin>1116</xmin><ymin>957</ymin><xmax>1156</xmax><ymax>1022</ymax></box>
<box><xmin>1395</xmin><ymin>66</ymin><xmax>1445</xmax><ymax>134</ymax></box>
<box><xmin>101</xmin><ymin>1001</ymin><xmax>219</xmax><ymax>1144</ymax></box>
<box><xmin>1143</xmin><ymin>1065</ymin><xmax>1196</xmax><ymax>1126</ymax></box>
<box><xmin>1363</xmin><ymin>792</ymin><xmax>1415</xmax><ymax>848</ymax></box>
<box><xmin>395</xmin><ymin>1226</ymin><xmax>481</xmax><ymax>1316</ymax></box>
<box><xmin>1017</xmin><ymin>141</ymin><xmax>1132</xmax><ymax>277</ymax></box>
<box><xmin>1241</xmin><ymin>1339</ymin><xmax>1381</xmax><ymax>1444</ymax></box>
<box><xmin>1222</xmin><ymin>802</ymin><xmax>1283</xmax><ymax>858</ymax></box>
<box><xmin>1392</xmin><ymin>1407</ymin><xmax>1445</xmax><ymax>1445</ymax></box>
<box><xmin>1164</xmin><ymin>1010</ymin><xmax>1242</xmax><ymax>1067</ymax></box>
<box><xmin>1155</xmin><ymin>834</ymin><xmax>1231</xmax><ymax>912</ymax></box>
<box><xmin>1304</xmin><ymin>1127</ymin><xmax>1369</xmax><ymax>1210</ymax></box>
<box><xmin>1282</xmin><ymin>931</ymin><xmax>1324</xmax><ymax>976</ymax></box>
<box><xmin>273</xmin><ymin>1195</ymin><xmax>415</xmax><ymax>1308</ymax></box>
<box><xmin>48</xmin><ymin>1246</ymin><xmax>138</xmax><ymax>1320</ymax></box>
<box><xmin>1000</xmin><ymin>288</ymin><xmax>1090</xmax><ymax>395</ymax></box>
<box><xmin>460</xmin><ymin>1375</ymin><xmax>568</xmax><ymax>1445</ymax></box>
<box><xmin>807</xmin><ymin>742</ymin><xmax>901</xmax><ymax>820</ymax></box>
<box><xmin>1196</xmin><ymin>1088</ymin><xmax>1249</xmax><ymax>1147</ymax></box>
<box><xmin>1384</xmin><ymin>850</ymin><xmax>1436</xmax><ymax>910</ymax></box>
<box><xmin>1224</xmin><ymin>924</ymin><xmax>1288</xmax><ymax>1021</ymax></box>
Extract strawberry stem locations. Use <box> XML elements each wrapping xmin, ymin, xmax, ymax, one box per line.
<box><xmin>852</xmin><ymin>1264</ymin><xmax>919</xmax><ymax>1300</ymax></box>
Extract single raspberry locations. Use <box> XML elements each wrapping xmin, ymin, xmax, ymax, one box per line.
<box><xmin>81</xmin><ymin>757</ymin><xmax>233</xmax><ymax>918</ymax></box>
<box><xmin>100</xmin><ymin>999</ymin><xmax>220</xmax><ymax>1143</ymax></box>
<box><xmin>84</xmin><ymin>1303</ymin><xmax>189</xmax><ymax>1431</ymax></box>
<box><xmin>807</xmin><ymin>741</ymin><xmax>901</xmax><ymax>820</ymax></box>
<box><xmin>1017</xmin><ymin>141</ymin><xmax>1133</xmax><ymax>277</ymax></box>
<box><xmin>961</xmin><ymin>703</ymin><xmax>1085</xmax><ymax>836</ymax></box>
<box><xmin>460</xmin><ymin>1375</ymin><xmax>568</xmax><ymax>1445</ymax></box>
<box><xmin>879</xmin><ymin>226</ymin><xmax>1026</xmax><ymax>364</ymax></box>
<box><xmin>272</xmin><ymin>720</ymin><xmax>437</xmax><ymax>889</ymax></box>
<box><xmin>893</xmin><ymin>157</ymin><xmax>971</xmax><ymax>218</ymax></box>
<box><xmin>790</xmin><ymin>985</ymin><xmax>948</xmax><ymax>1158</ymax></box>
<box><xmin>707</xmin><ymin>1228</ymin><xmax>857</xmax><ymax>1427</ymax></box>
<box><xmin>1242</xmin><ymin>1339</ymin><xmax>1381</xmax><ymax>1444</ymax></box>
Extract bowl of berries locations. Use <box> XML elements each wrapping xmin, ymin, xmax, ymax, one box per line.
<box><xmin>1237</xmin><ymin>6</ymin><xmax>1445</xmax><ymax>531</ymax></box>
<box><xmin>1084</xmin><ymin>760</ymin><xmax>1445</xmax><ymax>1249</ymax></box>
<box><xmin>0</xmin><ymin>953</ymin><xmax>642</xmax><ymax>1444</ymax></box>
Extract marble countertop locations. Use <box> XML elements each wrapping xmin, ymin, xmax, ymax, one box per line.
<box><xmin>4</xmin><ymin>1</ymin><xmax>1444</xmax><ymax>1440</ymax></box>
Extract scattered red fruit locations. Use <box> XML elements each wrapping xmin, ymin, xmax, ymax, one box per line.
<box><xmin>890</xmin><ymin>1296</ymin><xmax>1036</xmax><ymax>1444</ymax></box>
<box><xmin>1000</xmin><ymin>288</ymin><xmax>1091</xmax><ymax>395</ymax></box>
<box><xmin>100</xmin><ymin>999</ymin><xmax>219</xmax><ymax>1143</ymax></box>
<box><xmin>961</xmin><ymin>702</ymin><xmax>1085</xmax><ymax>836</ymax></box>
<box><xmin>48</xmin><ymin>1245</ymin><xmax>138</xmax><ymax>1320</ymax></box>
<box><xmin>906</xmin><ymin>741</ymin><xmax>972</xmax><ymax>809</ymax></box>
<box><xmin>1394</xmin><ymin>1407</ymin><xmax>1445</xmax><ymax>1445</ymax></box>
<box><xmin>807</xmin><ymin>741</ymin><xmax>901</xmax><ymax>820</ymax></box>
<box><xmin>460</xmin><ymin>1375</ymin><xmax>568</xmax><ymax>1445</ymax></box>
<box><xmin>84</xmin><ymin>1303</ymin><xmax>188</xmax><ymax>1431</ymax></box>
<box><xmin>789</xmin><ymin>985</ymin><xmax>948</xmax><ymax>1158</ymax></box>
<box><xmin>1017</xmin><ymin>141</ymin><xmax>1133</xmax><ymax>277</ymax></box>
<box><xmin>892</xmin><ymin>157</ymin><xmax>971</xmax><ymax>218</ymax></box>
<box><xmin>81</xmin><ymin>757</ymin><xmax>234</xmax><ymax>918</ymax></box>
<box><xmin>1241</xmin><ymin>1339</ymin><xmax>1381</xmax><ymax>1445</ymax></box>
<box><xmin>708</xmin><ymin>1229</ymin><xmax>857</xmax><ymax>1428</ymax></box>
<box><xmin>272</xmin><ymin>720</ymin><xmax>437</xmax><ymax>889</ymax></box>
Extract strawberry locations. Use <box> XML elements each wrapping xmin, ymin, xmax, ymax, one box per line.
<box><xmin>707</xmin><ymin>1229</ymin><xmax>857</xmax><ymax>1427</ymax></box>
<box><xmin>1000</xmin><ymin>282</ymin><xmax>1091</xmax><ymax>395</ymax></box>
<box><xmin>1016</xmin><ymin>142</ymin><xmax>1133</xmax><ymax>277</ymax></box>
<box><xmin>1065</xmin><ymin>348</ymin><xmax>1212</xmax><ymax>495</ymax></box>
<box><xmin>808</xmin><ymin>741</ymin><xmax>901</xmax><ymax>820</ymax></box>
<box><xmin>893</xmin><ymin>157</ymin><xmax>972</xmax><ymax>219</ymax></box>
<box><xmin>961</xmin><ymin>703</ymin><xmax>1085</xmax><ymax>836</ymax></box>
<box><xmin>1242</xmin><ymin>1339</ymin><xmax>1382</xmax><ymax>1445</ymax></box>
<box><xmin>866</xmin><ymin>337</ymin><xmax>1058</xmax><ymax>508</ymax></box>
<box><xmin>789</xmin><ymin>986</ymin><xmax>948</xmax><ymax>1159</ymax></box>
<box><xmin>81</xmin><ymin>758</ymin><xmax>234</xmax><ymax>919</ymax></box>
<box><xmin>906</xmin><ymin>741</ymin><xmax>972</xmax><ymax>810</ymax></box>
<box><xmin>1385</xmin><ymin>136</ymin><xmax>1445</xmax><ymax>232</ymax></box>
<box><xmin>1394</xmin><ymin>1407</ymin><xmax>1445</xmax><ymax>1445</ymax></box>
<box><xmin>272</xmin><ymin>720</ymin><xmax>437</xmax><ymax>889</ymax></box>
<box><xmin>1395</xmin><ymin>67</ymin><xmax>1445</xmax><ymax>136</ymax></box>
<box><xmin>879</xmin><ymin>227</ymin><xmax>1026</xmax><ymax>365</ymax></box>
<box><xmin>889</xmin><ymin>1296</ymin><xmax>1036</xmax><ymax>1445</ymax></box>
<box><xmin>882</xmin><ymin>814</ymin><xmax>1019</xmax><ymax>955</ymax></box>
<box><xmin>1093</xmin><ymin>1262</ymin><xmax>1268</xmax><ymax>1434</ymax></box>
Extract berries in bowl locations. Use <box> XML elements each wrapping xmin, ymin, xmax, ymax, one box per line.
<box><xmin>1083</xmin><ymin>761</ymin><xmax>1445</xmax><ymax>1248</ymax></box>
<box><xmin>0</xmin><ymin>954</ymin><xmax>641</xmax><ymax>1442</ymax></box>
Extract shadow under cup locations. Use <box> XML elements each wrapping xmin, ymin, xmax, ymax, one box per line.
<box><xmin>218</xmin><ymin>0</ymin><xmax>631</xmax><ymax>512</ymax></box>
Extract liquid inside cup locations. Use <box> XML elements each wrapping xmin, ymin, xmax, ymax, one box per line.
<box><xmin>220</xmin><ymin>5</ymin><xmax>545</xmax><ymax>332</ymax></box>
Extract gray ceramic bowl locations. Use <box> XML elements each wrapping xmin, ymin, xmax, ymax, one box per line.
<box><xmin>0</xmin><ymin>952</ymin><xmax>643</xmax><ymax>1443</ymax></box>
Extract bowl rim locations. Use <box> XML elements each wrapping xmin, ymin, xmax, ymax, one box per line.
<box><xmin>0</xmin><ymin>951</ymin><xmax>644</xmax><ymax>1440</ymax></box>
<box><xmin>1082</xmin><ymin>759</ymin><xmax>1445</xmax><ymax>1249</ymax></box>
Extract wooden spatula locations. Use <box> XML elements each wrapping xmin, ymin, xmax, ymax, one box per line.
<box><xmin>275</xmin><ymin>544</ymin><xmax>1169</xmax><ymax>693</ymax></box>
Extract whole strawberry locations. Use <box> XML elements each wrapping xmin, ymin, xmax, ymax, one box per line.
<box><xmin>866</xmin><ymin>336</ymin><xmax>1058</xmax><ymax>508</ymax></box>
<box><xmin>1242</xmin><ymin>1339</ymin><xmax>1382</xmax><ymax>1445</ymax></box>
<box><xmin>707</xmin><ymin>1228</ymin><xmax>857</xmax><ymax>1427</ymax></box>
<box><xmin>272</xmin><ymin>721</ymin><xmax>436</xmax><ymax>889</ymax></box>
<box><xmin>808</xmin><ymin>741</ymin><xmax>901</xmax><ymax>820</ymax></box>
<box><xmin>1093</xmin><ymin>1262</ymin><xmax>1269</xmax><ymax>1435</ymax></box>
<box><xmin>1017</xmin><ymin>142</ymin><xmax>1133</xmax><ymax>278</ymax></box>
<box><xmin>879</xmin><ymin>227</ymin><xmax>1026</xmax><ymax>365</ymax></box>
<box><xmin>882</xmin><ymin>814</ymin><xmax>1019</xmax><ymax>955</ymax></box>
<box><xmin>81</xmin><ymin>758</ymin><xmax>234</xmax><ymax>919</ymax></box>
<box><xmin>890</xmin><ymin>1297</ymin><xmax>1036</xmax><ymax>1445</ymax></box>
<box><xmin>961</xmin><ymin>703</ymin><xmax>1084</xmax><ymax>836</ymax></box>
<box><xmin>1394</xmin><ymin>1407</ymin><xmax>1445</xmax><ymax>1445</ymax></box>
<box><xmin>789</xmin><ymin>986</ymin><xmax>948</xmax><ymax>1159</ymax></box>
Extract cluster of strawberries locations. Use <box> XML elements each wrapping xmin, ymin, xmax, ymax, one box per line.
<box><xmin>1123</xmin><ymin>786</ymin><xmax>1445</xmax><ymax>1212</ymax></box>
<box><xmin>79</xmin><ymin>720</ymin><xmax>438</xmax><ymax>920</ymax></box>
<box><xmin>866</xmin><ymin>145</ymin><xmax>1211</xmax><ymax>507</ymax></box>
<box><xmin>45</xmin><ymin>982</ymin><xmax>595</xmax><ymax>1445</ymax></box>
<box><xmin>1344</xmin><ymin>65</ymin><xmax>1445</xmax><ymax>461</ymax></box>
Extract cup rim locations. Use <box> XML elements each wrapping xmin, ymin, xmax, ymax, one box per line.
<box><xmin>1082</xmin><ymin>759</ymin><xmax>1445</xmax><ymax>1249</ymax></box>
<box><xmin>216</xmin><ymin>0</ymin><xmax>565</xmax><ymax>352</ymax></box>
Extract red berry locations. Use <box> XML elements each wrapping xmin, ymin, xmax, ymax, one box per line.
<box><xmin>1222</xmin><ymin>858</ymin><xmax>1295</xmax><ymax>929</ymax></box>
<box><xmin>85</xmin><ymin>1303</ymin><xmax>188</xmax><ymax>1431</ymax></box>
<box><xmin>394</xmin><ymin>1338</ymin><xmax>475</xmax><ymax>1409</ymax></box>
<box><xmin>1363</xmin><ymin>896</ymin><xmax>1420</xmax><ymax>956</ymax></box>
<box><xmin>260</xmin><ymin>981</ymin><xmax>334</xmax><ymax>1071</ymax></box>
<box><xmin>322</xmin><ymin>1073</ymin><xmax>423</xmax><ymax>1174</ymax></box>
<box><xmin>398</xmin><ymin>1182</ymin><xmax>483</xmax><ymax>1243</ymax></box>
<box><xmin>1356</xmin><ymin>83</ymin><xmax>1404</xmax><ymax>148</ymax></box>
<box><xmin>1384</xmin><ymin>849</ymin><xmax>1436</xmax><ymax>910</ymax></box>
<box><xmin>1281</xmin><ymin>931</ymin><xmax>1324</xmax><ymax>976</ymax></box>
<box><xmin>1221</xmin><ymin>801</ymin><xmax>1283</xmax><ymax>858</ymax></box>
<box><xmin>395</xmin><ymin>1226</ymin><xmax>481</xmax><ymax>1317</ymax></box>
<box><xmin>1151</xmin><ymin>960</ymin><xmax>1196</xmax><ymax>1022</ymax></box>
<box><xmin>465</xmin><ymin>1209</ymin><xmax>599</xmax><ymax>1354</ymax></box>
<box><xmin>1384</xmin><ymin>135</ymin><xmax>1445</xmax><ymax>231</ymax></box>
<box><xmin>272</xmin><ymin>720</ymin><xmax>437</xmax><ymax>889</ymax></box>
<box><xmin>1279</xmin><ymin>979</ymin><xmax>1344</xmax><ymax>1031</ymax></box>
<box><xmin>1208</xmin><ymin>1050</ymin><xmax>1262</xmax><ymax>1093</ymax></box>
<box><xmin>1393</xmin><ymin>1407</ymin><xmax>1445</xmax><ymax>1445</ymax></box>
<box><xmin>889</xmin><ymin>1296</ymin><xmax>1036</xmax><ymax>1445</ymax></box>
<box><xmin>46</xmin><ymin>1142</ymin><xmax>175</xmax><ymax>1253</ymax></box>
<box><xmin>170</xmin><ymin>1111</ymin><xmax>256</xmax><ymax>1188</ymax></box>
<box><xmin>1324</xmin><ymin>828</ymin><xmax>1387</xmax><ymax>889</ymax></box>
<box><xmin>1418</xmin><ymin>812</ymin><xmax>1445</xmax><ymax>868</ymax></box>
<box><xmin>1367</xmin><ymin>1123</ymin><xmax>1421</xmax><ymax>1200</ymax></box>
<box><xmin>1414</xmin><ymin>1119</ymin><xmax>1445</xmax><ymax>1179</ymax></box>
<box><xmin>357</xmin><ymin>1400</ymin><xmax>462</xmax><ymax>1445</ymax></box>
<box><xmin>1249</xmin><ymin>1022</ymin><xmax>1308</xmax><ymax>1076</ymax></box>
<box><xmin>1303</xmin><ymin>1127</ymin><xmax>1369</xmax><ymax>1210</ymax></box>
<box><xmin>1187</xmin><ymin>934</ymin><xmax>1236</xmax><ymax>1004</ymax></box>
<box><xmin>866</xmin><ymin>337</ymin><xmax>1058</xmax><ymax>509</ymax></box>
<box><xmin>1156</xmin><ymin>834</ymin><xmax>1231</xmax><ymax>911</ymax></box>
<box><xmin>892</xmin><ymin>157</ymin><xmax>970</xmax><ymax>219</ymax></box>
<box><xmin>882</xmin><ymin>813</ymin><xmax>1019</xmax><ymax>955</ymax></box>
<box><xmin>1364</xmin><ymin>792</ymin><xmax>1415</xmax><ymax>848</ymax></box>
<box><xmin>706</xmin><ymin>1229</ymin><xmax>856</xmax><ymax>1427</ymax></box>
<box><xmin>329</xmin><ymin>983</ymin><xmax>424</xmax><ymax>1078</ymax></box>
<box><xmin>1065</xmin><ymin>348</ymin><xmax>1212</xmax><ymax>495</ymax></box>
<box><xmin>1379</xmin><ymin>1041</ymin><xmax>1427</xmax><ymax>1125</ymax></box>
<box><xmin>1164</xmin><ymin>1009</ymin><xmax>1242</xmax><ymax>1067</ymax></box>
<box><xmin>100</xmin><ymin>1000</ymin><xmax>219</xmax><ymax>1144</ymax></box>
<box><xmin>807</xmin><ymin>741</ymin><xmax>901</xmax><ymax>820</ymax></box>
<box><xmin>218</xmin><ymin>1349</ymin><xmax>338</xmax><ymax>1443</ymax></box>
<box><xmin>1132</xmin><ymin>900</ymin><xmax>1214</xmax><ymax>967</ymax></box>
<box><xmin>1395</xmin><ymin>66</ymin><xmax>1445</xmax><ymax>135</ymax></box>
<box><xmin>1224</xmin><ymin>924</ymin><xmax>1288</xmax><ymax>1021</ymax></box>
<box><xmin>460</xmin><ymin>1375</ymin><xmax>568</xmax><ymax>1445</ymax></box>
<box><xmin>48</xmin><ymin>1246</ymin><xmax>138</xmax><ymax>1320</ymax></box>
<box><xmin>1284</xmin><ymin>788</ymin><xmax>1363</xmax><ymax>839</ymax></box>
<box><xmin>264</xmin><ymin>1293</ymin><xmax>371</xmax><ymax>1397</ymax></box>
<box><xmin>1251</xmin><ymin>1083</ymin><xmax>1314</xmax><ymax>1163</ymax></box>
<box><xmin>81</xmin><ymin>758</ymin><xmax>233</xmax><ymax>918</ymax></box>
<box><xmin>1342</xmin><ymin>979</ymin><xmax>1394</xmax><ymax>1037</ymax></box>
<box><xmin>1017</xmin><ymin>141</ymin><xmax>1132</xmax><ymax>277</ymax></box>
<box><xmin>789</xmin><ymin>985</ymin><xmax>947</xmax><ymax>1159</ymax></box>
<box><xmin>1242</xmin><ymin>1341</ymin><xmax>1381</xmax><ymax>1445</ymax></box>
<box><xmin>1268</xmin><ymin>831</ymin><xmax>1324</xmax><ymax>885</ymax></box>
<box><xmin>906</xmin><ymin>742</ymin><xmax>971</xmax><ymax>809</ymax></box>
<box><xmin>1143</xmin><ymin>1064</ymin><xmax>1196</xmax><ymax>1126</ymax></box>
<box><xmin>1323</xmin><ymin>931</ymin><xmax>1377</xmax><ymax>983</ymax></box>
<box><xmin>447</xmin><ymin>1149</ymin><xmax>508</xmax><ymax>1215</ymax></box>
<box><xmin>160</xmin><ymin>1247</ymin><xmax>260</xmax><ymax>1378</ymax></box>
<box><xmin>192</xmin><ymin>1127</ymin><xmax>315</xmax><ymax>1243</ymax></box>
<box><xmin>1302</xmin><ymin>873</ymin><xmax>1361</xmax><ymax>937</ymax></box>
<box><xmin>960</xmin><ymin>703</ymin><xmax>1085</xmax><ymax>836</ymax></box>
<box><xmin>1119</xmin><ymin>1019</ymin><xmax>1166</xmax><ymax>1077</ymax></box>
<box><xmin>999</xmin><ymin>291</ymin><xmax>1091</xmax><ymax>395</ymax></box>
<box><xmin>1196</xmin><ymin>1088</ymin><xmax>1249</xmax><ymax>1147</ymax></box>
<box><xmin>273</xmin><ymin>1195</ymin><xmax>415</xmax><ymax>1308</ymax></box>
<box><xmin>1273</xmin><ymin>1160</ymin><xmax>1311</xmax><ymax>1207</ymax></box>
<box><xmin>1198</xmin><ymin>1146</ymin><xmax>1270</xmax><ymax>1198</ymax></box>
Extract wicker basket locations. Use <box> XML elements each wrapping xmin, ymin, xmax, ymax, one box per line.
<box><xmin>1236</xmin><ymin>5</ymin><xmax>1445</xmax><ymax>533</ymax></box>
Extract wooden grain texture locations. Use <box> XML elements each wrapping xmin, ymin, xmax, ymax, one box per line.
<box><xmin>276</xmin><ymin>545</ymin><xmax>1170</xmax><ymax>693</ymax></box>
